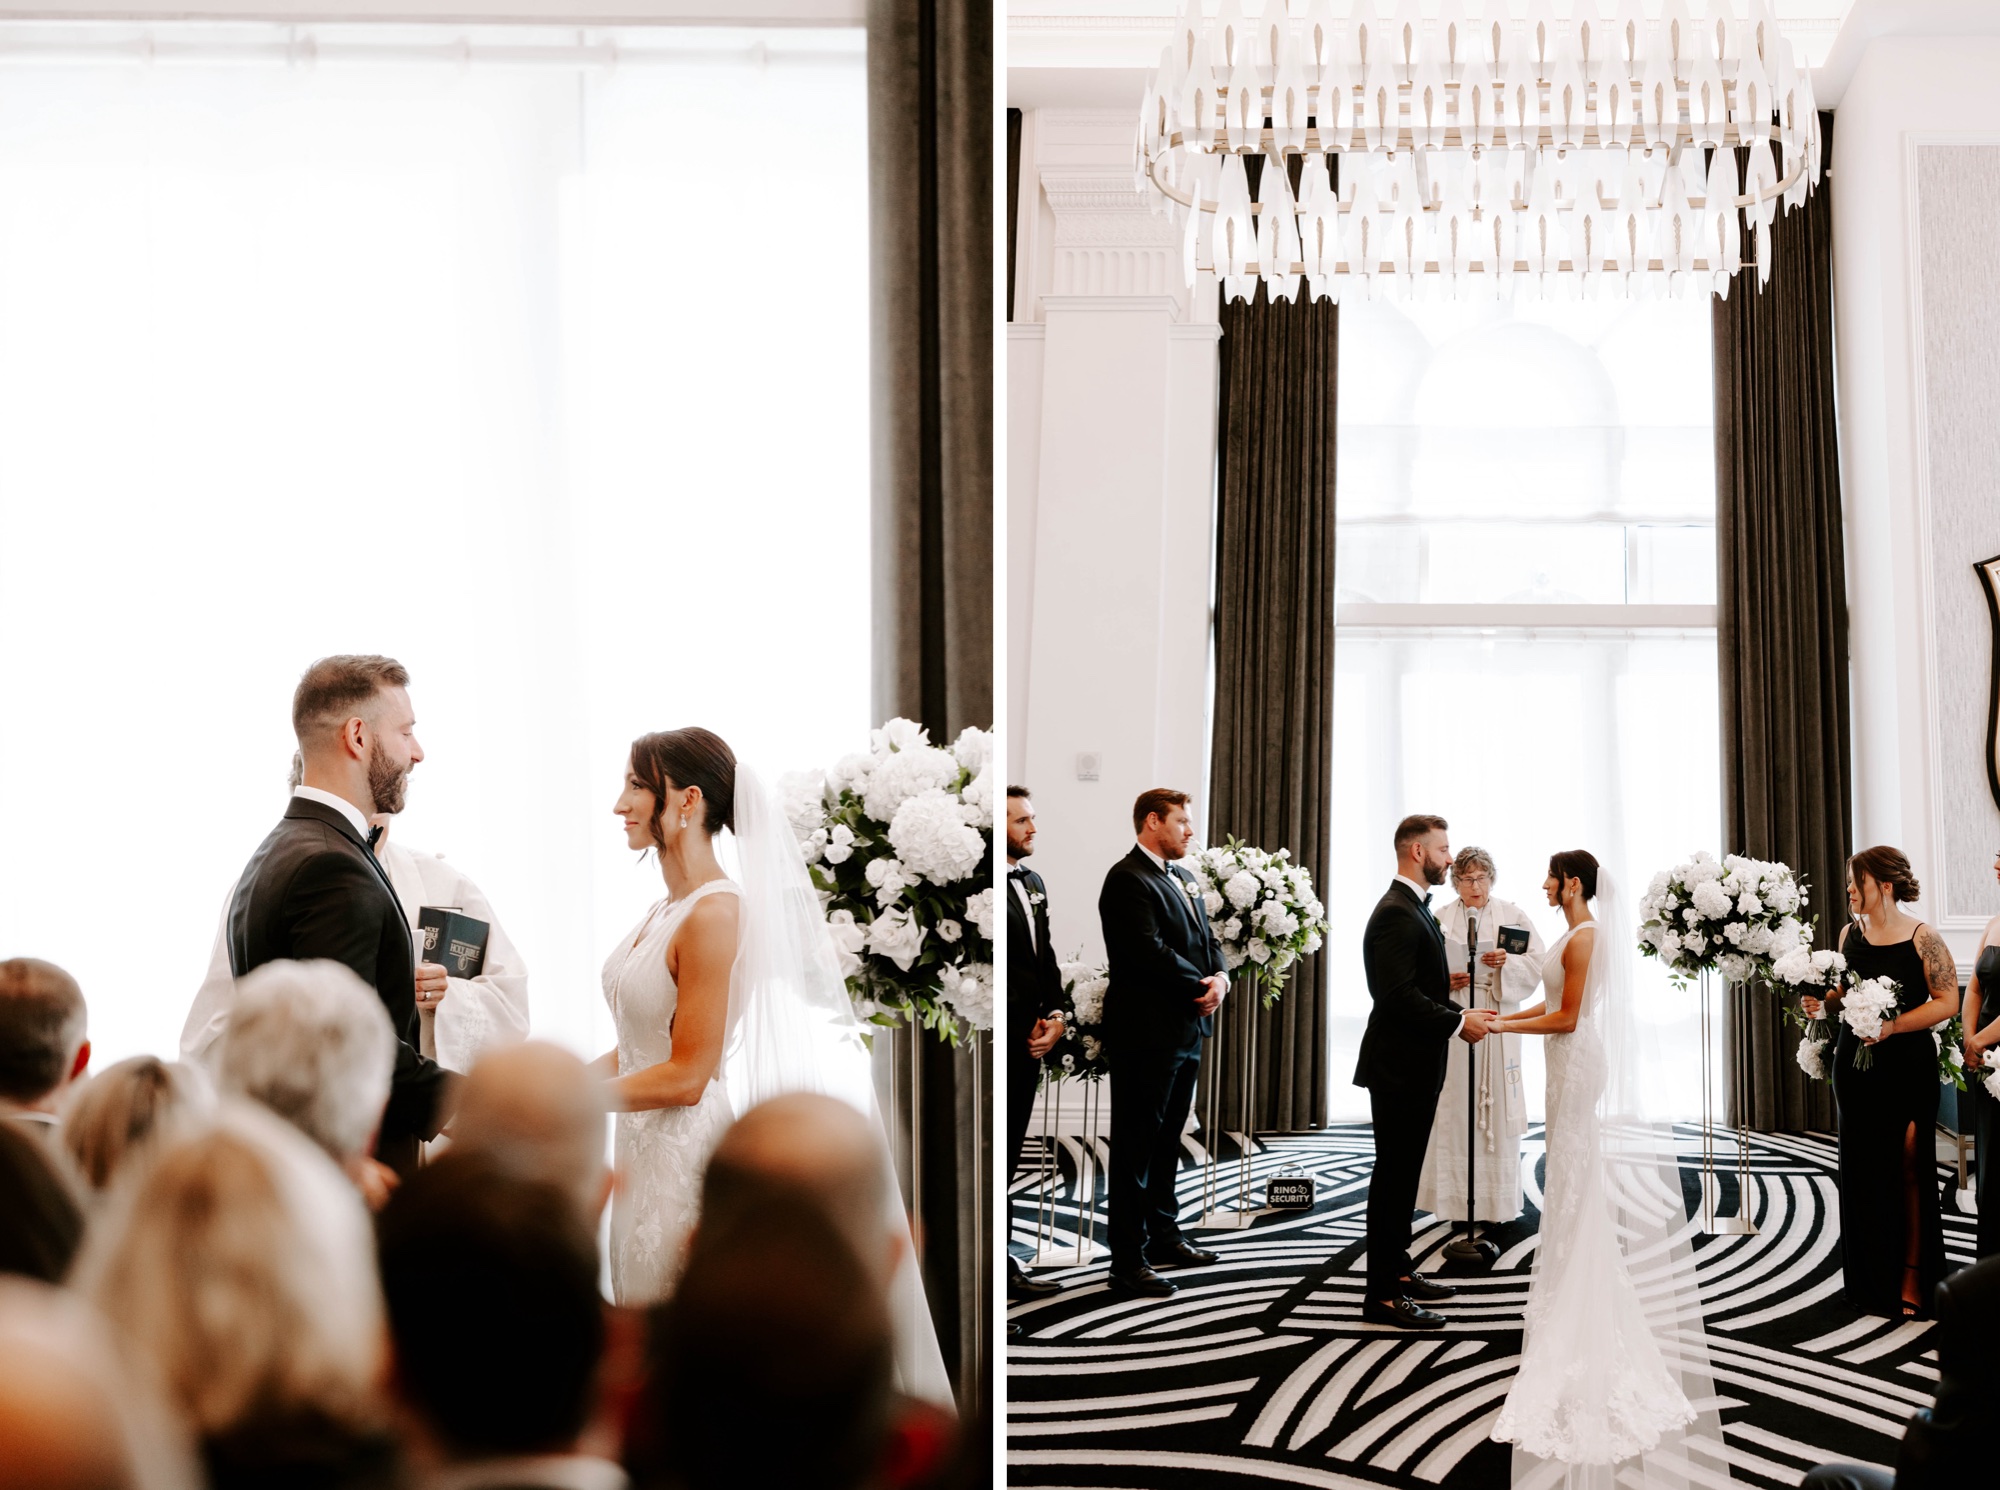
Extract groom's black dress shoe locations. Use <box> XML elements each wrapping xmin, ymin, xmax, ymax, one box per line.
<box><xmin>1361</xmin><ymin>1296</ymin><xmax>1446</xmax><ymax>1330</ymax></box>
<box><xmin>1107</xmin><ymin>1266</ymin><xmax>1178</xmax><ymax>1299</ymax></box>
<box><xmin>1009</xmin><ymin>1261</ymin><xmax>1063</xmax><ymax>1300</ymax></box>
<box><xmin>1399</xmin><ymin>1275</ymin><xmax>1457</xmax><ymax>1302</ymax></box>
<box><xmin>1146</xmin><ymin>1239</ymin><xmax>1220</xmax><ymax>1270</ymax></box>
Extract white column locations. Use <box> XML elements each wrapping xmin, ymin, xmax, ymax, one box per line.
<box><xmin>1009</xmin><ymin>108</ymin><xmax>1220</xmax><ymax>966</ymax></box>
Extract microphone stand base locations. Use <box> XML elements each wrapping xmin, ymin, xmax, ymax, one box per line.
<box><xmin>1440</xmin><ymin>1236</ymin><xmax>1500</xmax><ymax>1269</ymax></box>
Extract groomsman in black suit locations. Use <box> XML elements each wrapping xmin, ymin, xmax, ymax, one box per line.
<box><xmin>1356</xmin><ymin>813</ymin><xmax>1495</xmax><ymax>1328</ymax></box>
<box><xmin>1006</xmin><ymin>787</ymin><xmax>1067</xmax><ymax>1309</ymax></box>
<box><xmin>227</xmin><ymin>655</ymin><xmax>453</xmax><ymax>1175</ymax></box>
<box><xmin>1099</xmin><ymin>788</ymin><xmax>1228</xmax><ymax>1298</ymax></box>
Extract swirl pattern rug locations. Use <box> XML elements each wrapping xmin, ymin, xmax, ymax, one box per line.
<box><xmin>1007</xmin><ymin>1123</ymin><xmax>1975</xmax><ymax>1488</ymax></box>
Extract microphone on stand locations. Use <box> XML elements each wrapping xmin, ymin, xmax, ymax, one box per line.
<box><xmin>1443</xmin><ymin>909</ymin><xmax>1499</xmax><ymax>1268</ymax></box>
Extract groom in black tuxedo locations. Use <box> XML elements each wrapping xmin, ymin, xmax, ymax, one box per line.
<box><xmin>1099</xmin><ymin>788</ymin><xmax>1228</xmax><ymax>1298</ymax></box>
<box><xmin>1356</xmin><ymin>813</ymin><xmax>1495</xmax><ymax>1328</ymax></box>
<box><xmin>1006</xmin><ymin>787</ymin><xmax>1067</xmax><ymax>1310</ymax></box>
<box><xmin>227</xmin><ymin>655</ymin><xmax>453</xmax><ymax>1175</ymax></box>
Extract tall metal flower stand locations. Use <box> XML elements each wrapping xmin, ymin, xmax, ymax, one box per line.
<box><xmin>1698</xmin><ymin>969</ymin><xmax>1758</xmax><ymax>1235</ymax></box>
<box><xmin>1029</xmin><ymin>1074</ymin><xmax>1108</xmax><ymax>1265</ymax></box>
<box><xmin>1197</xmin><ymin>984</ymin><xmax>1260</xmax><ymax>1230</ymax></box>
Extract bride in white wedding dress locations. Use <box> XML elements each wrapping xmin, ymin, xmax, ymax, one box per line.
<box><xmin>596</xmin><ymin>726</ymin><xmax>952</xmax><ymax>1407</ymax></box>
<box><xmin>1488</xmin><ymin>850</ymin><xmax>1727</xmax><ymax>1490</ymax></box>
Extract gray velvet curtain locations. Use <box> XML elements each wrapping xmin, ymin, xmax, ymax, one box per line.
<box><xmin>1207</xmin><ymin>276</ymin><xmax>1338</xmax><ymax>1134</ymax></box>
<box><xmin>865</xmin><ymin>0</ymin><xmax>992</xmax><ymax>1407</ymax></box>
<box><xmin>1715</xmin><ymin>113</ymin><xmax>1846</xmax><ymax>1135</ymax></box>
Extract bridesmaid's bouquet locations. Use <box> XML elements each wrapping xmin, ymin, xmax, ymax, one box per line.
<box><xmin>781</xmin><ymin>718</ymin><xmax>995</xmax><ymax>1045</ymax></box>
<box><xmin>1935</xmin><ymin>1017</ymin><xmax>1968</xmax><ymax>1092</ymax></box>
<box><xmin>1048</xmin><ymin>958</ymin><xmax>1110</xmax><ymax>1083</ymax></box>
<box><xmin>1772</xmin><ymin>945</ymin><xmax>1844</xmax><ymax>1076</ymax></box>
<box><xmin>1839</xmin><ymin>977</ymin><xmax>1901</xmax><ymax>1071</ymax></box>
<box><xmin>1981</xmin><ymin>1046</ymin><xmax>2000</xmax><ymax>1102</ymax></box>
<box><xmin>1184</xmin><ymin>838</ymin><xmax>1329</xmax><ymax>1009</ymax></box>
<box><xmin>1637</xmin><ymin>852</ymin><xmax>1809</xmax><ymax>985</ymax></box>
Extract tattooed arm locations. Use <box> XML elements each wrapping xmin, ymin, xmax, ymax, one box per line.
<box><xmin>1889</xmin><ymin>922</ymin><xmax>1962</xmax><ymax>1035</ymax></box>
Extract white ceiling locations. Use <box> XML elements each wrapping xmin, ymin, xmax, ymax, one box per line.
<box><xmin>1010</xmin><ymin>0</ymin><xmax>1861</xmax><ymax>109</ymax></box>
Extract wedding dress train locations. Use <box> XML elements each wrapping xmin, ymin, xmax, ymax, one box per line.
<box><xmin>1491</xmin><ymin>894</ymin><xmax>1727</xmax><ymax>1489</ymax></box>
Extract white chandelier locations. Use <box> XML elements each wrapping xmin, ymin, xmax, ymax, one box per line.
<box><xmin>1137</xmin><ymin>0</ymin><xmax>1821</xmax><ymax>303</ymax></box>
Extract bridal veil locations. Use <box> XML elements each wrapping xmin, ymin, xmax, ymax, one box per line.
<box><xmin>721</xmin><ymin>763</ymin><xmax>956</xmax><ymax>1412</ymax></box>
<box><xmin>1510</xmin><ymin>868</ymin><xmax>1729</xmax><ymax>1489</ymax></box>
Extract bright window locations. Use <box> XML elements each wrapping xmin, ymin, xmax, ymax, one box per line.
<box><xmin>1326</xmin><ymin>295</ymin><xmax>1719</xmax><ymax>1122</ymax></box>
<box><xmin>0</xmin><ymin>24</ymin><xmax>872</xmax><ymax>1068</ymax></box>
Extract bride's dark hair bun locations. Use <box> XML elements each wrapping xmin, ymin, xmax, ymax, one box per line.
<box><xmin>630</xmin><ymin>728</ymin><xmax>737</xmax><ymax>842</ymax></box>
<box><xmin>1848</xmin><ymin>846</ymin><xmax>1920</xmax><ymax>903</ymax></box>
<box><xmin>1548</xmin><ymin>849</ymin><xmax>1600</xmax><ymax>901</ymax></box>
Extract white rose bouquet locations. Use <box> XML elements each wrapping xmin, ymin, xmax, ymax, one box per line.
<box><xmin>1048</xmin><ymin>957</ymin><xmax>1109</xmax><ymax>1082</ymax></box>
<box><xmin>1184</xmin><ymin>837</ymin><xmax>1330</xmax><ymax>1008</ymax></box>
<box><xmin>1771</xmin><ymin>944</ymin><xmax>1843</xmax><ymax>1075</ymax></box>
<box><xmin>780</xmin><ymin>718</ymin><xmax>994</xmax><ymax>1045</ymax></box>
<box><xmin>1637</xmin><ymin>851</ymin><xmax>1808</xmax><ymax>985</ymax></box>
<box><xmin>1839</xmin><ymin>976</ymin><xmax>1901</xmax><ymax>1071</ymax></box>
<box><xmin>1983</xmin><ymin>1046</ymin><xmax>2000</xmax><ymax>1103</ymax></box>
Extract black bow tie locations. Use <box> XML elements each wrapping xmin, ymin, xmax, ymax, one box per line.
<box><xmin>367</xmin><ymin>824</ymin><xmax>384</xmax><ymax>850</ymax></box>
<box><xmin>1008</xmin><ymin>866</ymin><xmax>1028</xmax><ymax>881</ymax></box>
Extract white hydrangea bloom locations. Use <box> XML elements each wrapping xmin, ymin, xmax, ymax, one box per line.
<box><xmin>1224</xmin><ymin>870</ymin><xmax>1261</xmax><ymax>910</ymax></box>
<box><xmin>938</xmin><ymin>961</ymin><xmax>993</xmax><ymax>1032</ymax></box>
<box><xmin>950</xmin><ymin>725</ymin><xmax>992</xmax><ymax>777</ymax></box>
<box><xmin>887</xmin><ymin>788</ymin><xmax>985</xmax><ymax>884</ymax></box>
<box><xmin>871</xmin><ymin>717</ymin><xmax>929</xmax><ymax>755</ymax></box>
<box><xmin>862</xmin><ymin>745</ymin><xmax>962</xmax><ymax>824</ymax></box>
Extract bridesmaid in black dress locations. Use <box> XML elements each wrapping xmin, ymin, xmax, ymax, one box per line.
<box><xmin>1960</xmin><ymin>848</ymin><xmax>2000</xmax><ymax>1259</ymax></box>
<box><xmin>1803</xmin><ymin>847</ymin><xmax>1961</xmax><ymax>1317</ymax></box>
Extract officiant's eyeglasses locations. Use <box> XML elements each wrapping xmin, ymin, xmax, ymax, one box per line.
<box><xmin>1454</xmin><ymin>873</ymin><xmax>1492</xmax><ymax>888</ymax></box>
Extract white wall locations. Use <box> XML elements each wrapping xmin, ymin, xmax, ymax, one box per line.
<box><xmin>1830</xmin><ymin>28</ymin><xmax>2000</xmax><ymax>958</ymax></box>
<box><xmin>1008</xmin><ymin>107</ymin><xmax>1219</xmax><ymax>967</ymax></box>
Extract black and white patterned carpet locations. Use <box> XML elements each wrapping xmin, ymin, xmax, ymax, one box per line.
<box><xmin>1007</xmin><ymin>1122</ymin><xmax>1978</xmax><ymax>1488</ymax></box>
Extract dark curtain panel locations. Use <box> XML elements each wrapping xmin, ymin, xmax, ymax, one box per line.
<box><xmin>1007</xmin><ymin>107</ymin><xmax>1022</xmax><ymax>321</ymax></box>
<box><xmin>868</xmin><ymin>0</ymin><xmax>992</xmax><ymax>739</ymax></box>
<box><xmin>1716</xmin><ymin>112</ymin><xmax>1846</xmax><ymax>1135</ymax></box>
<box><xmin>865</xmin><ymin>0</ymin><xmax>993</xmax><ymax>1406</ymax></box>
<box><xmin>1208</xmin><ymin>277</ymin><xmax>1338</xmax><ymax>1134</ymax></box>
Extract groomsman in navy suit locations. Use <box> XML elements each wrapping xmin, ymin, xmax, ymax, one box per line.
<box><xmin>1006</xmin><ymin>786</ymin><xmax>1066</xmax><ymax>1312</ymax></box>
<box><xmin>1099</xmin><ymin>788</ymin><xmax>1228</xmax><ymax>1298</ymax></box>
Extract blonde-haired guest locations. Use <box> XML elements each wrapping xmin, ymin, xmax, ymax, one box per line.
<box><xmin>72</xmin><ymin>1100</ymin><xmax>396</xmax><ymax>1490</ymax></box>
<box><xmin>217</xmin><ymin>959</ymin><xmax>400</xmax><ymax>1210</ymax></box>
<box><xmin>63</xmin><ymin>1057</ymin><xmax>213</xmax><ymax>1192</ymax></box>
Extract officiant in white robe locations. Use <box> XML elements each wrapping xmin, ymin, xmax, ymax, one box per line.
<box><xmin>183</xmin><ymin>817</ymin><xmax>529</xmax><ymax>1075</ymax></box>
<box><xmin>1416</xmin><ymin>847</ymin><xmax>1544</xmax><ymax>1223</ymax></box>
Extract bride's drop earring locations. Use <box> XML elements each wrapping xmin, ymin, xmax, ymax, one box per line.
<box><xmin>680</xmin><ymin>813</ymin><xmax>689</xmax><ymax>829</ymax></box>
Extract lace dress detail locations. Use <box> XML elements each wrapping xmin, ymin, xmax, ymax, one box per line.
<box><xmin>603</xmin><ymin>881</ymin><xmax>740</xmax><ymax>1306</ymax></box>
<box><xmin>1491</xmin><ymin>920</ymin><xmax>1695</xmax><ymax>1467</ymax></box>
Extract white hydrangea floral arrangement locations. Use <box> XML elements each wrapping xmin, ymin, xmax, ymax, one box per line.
<box><xmin>1637</xmin><ymin>851</ymin><xmax>1808</xmax><ymax>985</ymax></box>
<box><xmin>1184</xmin><ymin>836</ymin><xmax>1330</xmax><ymax>1008</ymax></box>
<box><xmin>1772</xmin><ymin>944</ymin><xmax>1844</xmax><ymax>1077</ymax></box>
<box><xmin>778</xmin><ymin>718</ymin><xmax>994</xmax><ymax>1045</ymax></box>
<box><xmin>1048</xmin><ymin>957</ymin><xmax>1109</xmax><ymax>1082</ymax></box>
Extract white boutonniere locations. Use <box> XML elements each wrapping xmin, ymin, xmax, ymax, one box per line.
<box><xmin>1176</xmin><ymin>876</ymin><xmax>1199</xmax><ymax>906</ymax></box>
<box><xmin>1029</xmin><ymin>889</ymin><xmax>1045</xmax><ymax>908</ymax></box>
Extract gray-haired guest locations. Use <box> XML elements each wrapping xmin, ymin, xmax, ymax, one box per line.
<box><xmin>1416</xmin><ymin>847</ymin><xmax>1546</xmax><ymax>1226</ymax></box>
<box><xmin>217</xmin><ymin>959</ymin><xmax>399</xmax><ymax>1211</ymax></box>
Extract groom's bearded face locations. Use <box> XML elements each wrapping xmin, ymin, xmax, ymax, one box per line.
<box><xmin>1006</xmin><ymin>798</ymin><xmax>1036</xmax><ymax>859</ymax></box>
<box><xmin>368</xmin><ymin>736</ymin><xmax>412</xmax><ymax>815</ymax></box>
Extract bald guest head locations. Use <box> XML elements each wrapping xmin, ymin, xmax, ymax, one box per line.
<box><xmin>0</xmin><ymin>959</ymin><xmax>89</xmax><ymax>1113</ymax></box>
<box><xmin>450</xmin><ymin>1043</ymin><xmax>611</xmax><ymax>1224</ymax></box>
<box><xmin>0</xmin><ymin>1279</ymin><xmax>198</xmax><ymax>1490</ymax></box>
<box><xmin>699</xmin><ymin>1094</ymin><xmax>896</xmax><ymax>1284</ymax></box>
